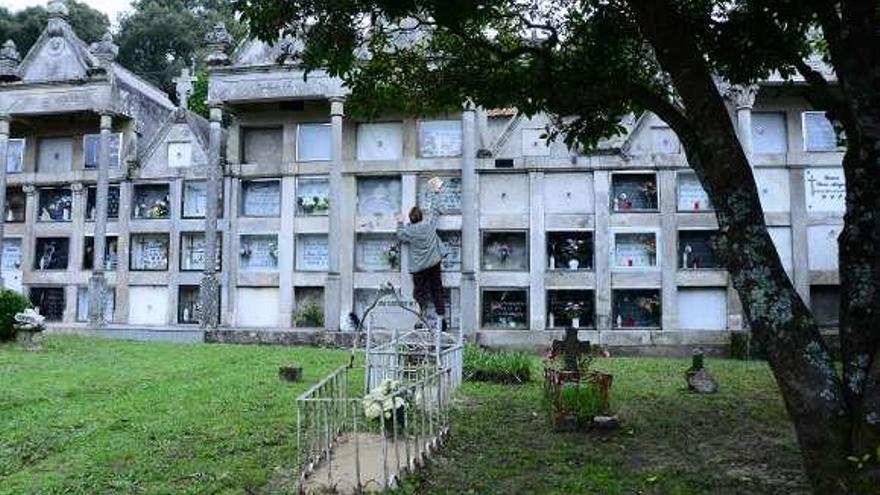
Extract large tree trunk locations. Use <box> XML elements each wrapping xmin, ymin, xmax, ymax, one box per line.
<box><xmin>627</xmin><ymin>0</ymin><xmax>867</xmax><ymax>492</ymax></box>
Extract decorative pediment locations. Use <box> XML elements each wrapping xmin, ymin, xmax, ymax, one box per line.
<box><xmin>138</xmin><ymin>108</ymin><xmax>215</xmax><ymax>177</ymax></box>
<box><xmin>17</xmin><ymin>3</ymin><xmax>100</xmax><ymax>83</ymax></box>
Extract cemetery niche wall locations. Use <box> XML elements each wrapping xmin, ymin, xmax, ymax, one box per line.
<box><xmin>356</xmin><ymin>234</ymin><xmax>399</xmax><ymax>272</ymax></box>
<box><xmin>677</xmin><ymin>172</ymin><xmax>713</xmax><ymax>212</ymax></box>
<box><xmin>547</xmin><ymin>232</ymin><xmax>593</xmax><ymax>271</ymax></box>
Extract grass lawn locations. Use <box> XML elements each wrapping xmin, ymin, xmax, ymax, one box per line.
<box><xmin>0</xmin><ymin>336</ymin><xmax>353</xmax><ymax>495</ymax></box>
<box><xmin>398</xmin><ymin>358</ymin><xmax>810</xmax><ymax>495</ymax></box>
<box><xmin>2</xmin><ymin>337</ymin><xmax>809</xmax><ymax>494</ymax></box>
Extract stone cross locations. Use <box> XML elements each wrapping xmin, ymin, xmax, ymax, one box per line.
<box><xmin>173</xmin><ymin>68</ymin><xmax>197</xmax><ymax>110</ymax></box>
<box><xmin>552</xmin><ymin>327</ymin><xmax>591</xmax><ymax>373</ymax></box>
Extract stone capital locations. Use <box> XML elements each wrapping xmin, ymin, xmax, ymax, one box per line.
<box><xmin>0</xmin><ymin>118</ymin><xmax>9</xmax><ymax>135</ymax></box>
<box><xmin>209</xmin><ymin>106</ymin><xmax>223</xmax><ymax>123</ymax></box>
<box><xmin>0</xmin><ymin>40</ymin><xmax>21</xmax><ymax>82</ymax></box>
<box><xmin>89</xmin><ymin>32</ymin><xmax>118</xmax><ymax>65</ymax></box>
<box><xmin>724</xmin><ymin>84</ymin><xmax>759</xmax><ymax>110</ymax></box>
<box><xmin>100</xmin><ymin>113</ymin><xmax>113</xmax><ymax>130</ymax></box>
<box><xmin>329</xmin><ymin>97</ymin><xmax>345</xmax><ymax>117</ymax></box>
<box><xmin>22</xmin><ymin>184</ymin><xmax>36</xmax><ymax>196</ymax></box>
<box><xmin>70</xmin><ymin>182</ymin><xmax>85</xmax><ymax>194</ymax></box>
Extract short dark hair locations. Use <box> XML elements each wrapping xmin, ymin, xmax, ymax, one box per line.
<box><xmin>409</xmin><ymin>206</ymin><xmax>423</xmax><ymax>223</ymax></box>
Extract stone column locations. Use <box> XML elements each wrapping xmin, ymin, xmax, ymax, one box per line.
<box><xmin>789</xmin><ymin>166</ymin><xmax>810</xmax><ymax>301</ymax></box>
<box><xmin>726</xmin><ymin>84</ymin><xmax>758</xmax><ymax>157</ymax></box>
<box><xmin>199</xmin><ymin>105</ymin><xmax>223</xmax><ymax>328</ymax></box>
<box><xmin>324</xmin><ymin>97</ymin><xmax>344</xmax><ymax>331</ymax></box>
<box><xmin>659</xmin><ymin>170</ymin><xmax>678</xmax><ymax>330</ymax></box>
<box><xmin>88</xmin><ymin>113</ymin><xmax>112</xmax><ymax>327</ymax></box>
<box><xmin>0</xmin><ymin>116</ymin><xmax>9</xmax><ymax>288</ymax></box>
<box><xmin>529</xmin><ymin>171</ymin><xmax>546</xmax><ymax>331</ymax></box>
<box><xmin>593</xmin><ymin>171</ymin><xmax>612</xmax><ymax>331</ymax></box>
<box><xmin>460</xmin><ymin>105</ymin><xmax>479</xmax><ymax>339</ymax></box>
<box><xmin>21</xmin><ymin>185</ymin><xmax>36</xmax><ymax>278</ymax></box>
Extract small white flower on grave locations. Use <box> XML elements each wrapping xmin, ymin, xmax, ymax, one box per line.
<box><xmin>362</xmin><ymin>379</ymin><xmax>408</xmax><ymax>420</ymax></box>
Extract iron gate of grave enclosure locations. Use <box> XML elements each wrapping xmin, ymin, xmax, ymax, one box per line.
<box><xmin>362</xmin><ymin>284</ymin><xmax>464</xmax><ymax>392</ymax></box>
<box><xmin>295</xmin><ymin>363</ymin><xmax>454</xmax><ymax>493</ymax></box>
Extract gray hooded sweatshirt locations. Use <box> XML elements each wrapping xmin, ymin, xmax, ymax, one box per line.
<box><xmin>396</xmin><ymin>194</ymin><xmax>443</xmax><ymax>273</ymax></box>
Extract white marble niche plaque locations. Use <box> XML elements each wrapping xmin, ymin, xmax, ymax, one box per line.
<box><xmin>295</xmin><ymin>234</ymin><xmax>329</xmax><ymax>272</ymax></box>
<box><xmin>241</xmin><ymin>180</ymin><xmax>281</xmax><ymax>217</ymax></box>
<box><xmin>6</xmin><ymin>139</ymin><xmax>24</xmax><ymax>173</ymax></box>
<box><xmin>180</xmin><ymin>233</ymin><xmax>222</xmax><ymax>271</ymax></box>
<box><xmin>357</xmin><ymin>177</ymin><xmax>401</xmax><ymax>220</ymax></box>
<box><xmin>677</xmin><ymin>172</ymin><xmax>713</xmax><ymax>211</ymax></box>
<box><xmin>37</xmin><ymin>137</ymin><xmax>73</xmax><ymax>172</ymax></box>
<box><xmin>130</xmin><ymin>234</ymin><xmax>170</xmax><ymax>271</ymax></box>
<box><xmin>182</xmin><ymin>181</ymin><xmax>224</xmax><ymax>219</ymax></box>
<box><xmin>418</xmin><ymin>176</ymin><xmax>462</xmax><ymax>213</ymax></box>
<box><xmin>356</xmin><ymin>234</ymin><xmax>398</xmax><ymax>272</ymax></box>
<box><xmin>83</xmin><ymin>133</ymin><xmax>122</xmax><ymax>168</ymax></box>
<box><xmin>419</xmin><ymin>120</ymin><xmax>462</xmax><ymax>158</ymax></box>
<box><xmin>805</xmin><ymin>169</ymin><xmax>846</xmax><ymax>212</ymax></box>
<box><xmin>77</xmin><ymin>287</ymin><xmax>115</xmax><ymax>322</ymax></box>
<box><xmin>239</xmin><ymin>234</ymin><xmax>279</xmax><ymax>271</ymax></box>
<box><xmin>357</xmin><ymin>122</ymin><xmax>403</xmax><ymax>161</ymax></box>
<box><xmin>803</xmin><ymin>112</ymin><xmax>838</xmax><ymax>152</ymax></box>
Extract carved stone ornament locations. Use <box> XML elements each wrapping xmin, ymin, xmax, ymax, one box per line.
<box><xmin>723</xmin><ymin>83</ymin><xmax>759</xmax><ymax>110</ymax></box>
<box><xmin>0</xmin><ymin>40</ymin><xmax>21</xmax><ymax>81</ymax></box>
<box><xmin>204</xmin><ymin>23</ymin><xmax>234</xmax><ymax>67</ymax></box>
<box><xmin>47</xmin><ymin>0</ymin><xmax>70</xmax><ymax>36</ymax></box>
<box><xmin>90</xmin><ymin>32</ymin><xmax>119</xmax><ymax>64</ymax></box>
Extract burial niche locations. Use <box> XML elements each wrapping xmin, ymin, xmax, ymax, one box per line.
<box><xmin>678</xmin><ymin>230</ymin><xmax>722</xmax><ymax>270</ymax></box>
<box><xmin>180</xmin><ymin>232</ymin><xmax>222</xmax><ymax>271</ymax></box>
<box><xmin>295</xmin><ymin>234</ymin><xmax>328</xmax><ymax>272</ymax></box>
<box><xmin>356</xmin><ymin>176</ymin><xmax>401</xmax><ymax>218</ymax></box>
<box><xmin>297</xmin><ymin>123</ymin><xmax>331</xmax><ymax>162</ymax></box>
<box><xmin>86</xmin><ymin>185</ymin><xmax>120</xmax><ymax>221</ymax></box>
<box><xmin>677</xmin><ymin>172</ymin><xmax>713</xmax><ymax>212</ymax></box>
<box><xmin>547</xmin><ymin>231</ymin><xmax>593</xmax><ymax>271</ymax></box>
<box><xmin>130</xmin><ymin>234</ymin><xmax>170</xmax><ymax>271</ymax></box>
<box><xmin>132</xmin><ymin>184</ymin><xmax>170</xmax><ymax>220</ymax></box>
<box><xmin>439</xmin><ymin>231</ymin><xmax>462</xmax><ymax>272</ymax></box>
<box><xmin>295</xmin><ymin>176</ymin><xmax>330</xmax><ymax>216</ymax></box>
<box><xmin>482</xmin><ymin>289</ymin><xmax>528</xmax><ymax>329</ymax></box>
<box><xmin>356</xmin><ymin>234</ymin><xmax>399</xmax><ymax>272</ymax></box>
<box><xmin>38</xmin><ymin>187</ymin><xmax>73</xmax><ymax>222</ymax></box>
<box><xmin>418</xmin><ymin>175</ymin><xmax>462</xmax><ymax>213</ymax></box>
<box><xmin>29</xmin><ymin>287</ymin><xmax>65</xmax><ymax>322</ymax></box>
<box><xmin>802</xmin><ymin>112</ymin><xmax>838</xmax><ymax>152</ymax></box>
<box><xmin>547</xmin><ymin>290</ymin><xmax>595</xmax><ymax>329</ymax></box>
<box><xmin>419</xmin><ymin>120</ymin><xmax>462</xmax><ymax>158</ymax></box>
<box><xmin>6</xmin><ymin>138</ymin><xmax>24</xmax><ymax>173</ymax></box>
<box><xmin>83</xmin><ymin>235</ymin><xmax>119</xmax><ymax>270</ymax></box>
<box><xmin>34</xmin><ymin>237</ymin><xmax>69</xmax><ymax>270</ymax></box>
<box><xmin>241</xmin><ymin>180</ymin><xmax>281</xmax><ymax>217</ymax></box>
<box><xmin>613</xmin><ymin>233</ymin><xmax>658</xmax><ymax>268</ymax></box>
<box><xmin>182</xmin><ymin>181</ymin><xmax>224</xmax><ymax>219</ymax></box>
<box><xmin>239</xmin><ymin>234</ymin><xmax>279</xmax><ymax>271</ymax></box>
<box><xmin>611</xmin><ymin>173</ymin><xmax>658</xmax><ymax>212</ymax></box>
<box><xmin>83</xmin><ymin>133</ymin><xmax>122</xmax><ymax>168</ymax></box>
<box><xmin>177</xmin><ymin>285</ymin><xmax>203</xmax><ymax>324</ymax></box>
<box><xmin>613</xmin><ymin>289</ymin><xmax>661</xmax><ymax>329</ymax></box>
<box><xmin>76</xmin><ymin>287</ymin><xmax>115</xmax><ymax>322</ymax></box>
<box><xmin>482</xmin><ymin>231</ymin><xmax>528</xmax><ymax>271</ymax></box>
<box><xmin>5</xmin><ymin>187</ymin><xmax>25</xmax><ymax>222</ymax></box>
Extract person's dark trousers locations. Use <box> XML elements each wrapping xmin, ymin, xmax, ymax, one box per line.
<box><xmin>412</xmin><ymin>263</ymin><xmax>445</xmax><ymax>328</ymax></box>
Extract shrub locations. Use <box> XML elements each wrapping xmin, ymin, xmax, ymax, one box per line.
<box><xmin>463</xmin><ymin>345</ymin><xmax>532</xmax><ymax>383</ymax></box>
<box><xmin>293</xmin><ymin>302</ymin><xmax>324</xmax><ymax>328</ymax></box>
<box><xmin>0</xmin><ymin>289</ymin><xmax>33</xmax><ymax>341</ymax></box>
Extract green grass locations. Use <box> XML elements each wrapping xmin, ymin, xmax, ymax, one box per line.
<box><xmin>0</xmin><ymin>336</ymin><xmax>354</xmax><ymax>495</ymax></box>
<box><xmin>2</xmin><ymin>338</ymin><xmax>809</xmax><ymax>494</ymax></box>
<box><xmin>398</xmin><ymin>357</ymin><xmax>809</xmax><ymax>495</ymax></box>
<box><xmin>463</xmin><ymin>345</ymin><xmax>532</xmax><ymax>383</ymax></box>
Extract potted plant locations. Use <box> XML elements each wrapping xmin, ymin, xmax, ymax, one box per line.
<box><xmin>363</xmin><ymin>379</ymin><xmax>410</xmax><ymax>436</ymax></box>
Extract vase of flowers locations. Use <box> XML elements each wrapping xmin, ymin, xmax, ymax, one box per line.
<box><xmin>363</xmin><ymin>379</ymin><xmax>410</xmax><ymax>437</ymax></box>
<box><xmin>563</xmin><ymin>301</ymin><xmax>584</xmax><ymax>328</ymax></box>
<box><xmin>384</xmin><ymin>244</ymin><xmax>400</xmax><ymax>270</ymax></box>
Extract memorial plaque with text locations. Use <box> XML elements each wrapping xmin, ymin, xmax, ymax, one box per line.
<box><xmin>356</xmin><ymin>235</ymin><xmax>397</xmax><ymax>272</ymax></box>
<box><xmin>296</xmin><ymin>235</ymin><xmax>329</xmax><ymax>271</ymax></box>
<box><xmin>130</xmin><ymin>234</ymin><xmax>169</xmax><ymax>271</ymax></box>
<box><xmin>240</xmin><ymin>235</ymin><xmax>279</xmax><ymax>270</ymax></box>
<box><xmin>614</xmin><ymin>233</ymin><xmax>657</xmax><ymax>268</ymax></box>
<box><xmin>439</xmin><ymin>231</ymin><xmax>462</xmax><ymax>271</ymax></box>
<box><xmin>805</xmin><ymin>168</ymin><xmax>846</xmax><ymax>212</ymax></box>
<box><xmin>418</xmin><ymin>176</ymin><xmax>462</xmax><ymax>212</ymax></box>
<box><xmin>677</xmin><ymin>173</ymin><xmax>713</xmax><ymax>211</ymax></box>
<box><xmin>242</xmin><ymin>181</ymin><xmax>281</xmax><ymax>217</ymax></box>
<box><xmin>482</xmin><ymin>290</ymin><xmax>528</xmax><ymax>329</ymax></box>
